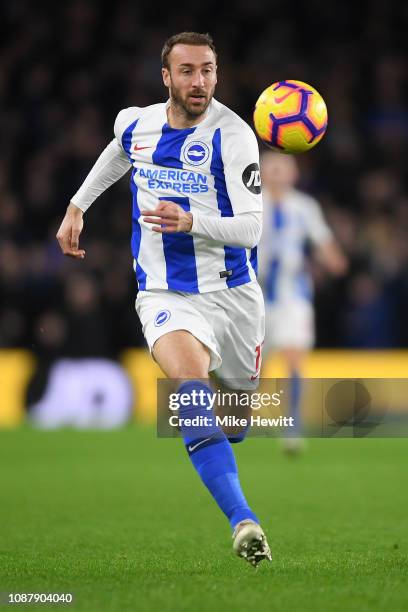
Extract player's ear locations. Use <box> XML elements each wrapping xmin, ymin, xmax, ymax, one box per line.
<box><xmin>162</xmin><ymin>67</ymin><xmax>171</xmax><ymax>87</ymax></box>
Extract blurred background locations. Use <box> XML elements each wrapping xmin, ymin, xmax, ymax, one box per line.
<box><xmin>1</xmin><ymin>0</ymin><xmax>407</xmax><ymax>427</ymax></box>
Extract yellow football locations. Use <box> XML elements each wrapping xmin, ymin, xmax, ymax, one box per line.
<box><xmin>253</xmin><ymin>80</ymin><xmax>328</xmax><ymax>153</ymax></box>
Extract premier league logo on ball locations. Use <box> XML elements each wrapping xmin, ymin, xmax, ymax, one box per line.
<box><xmin>182</xmin><ymin>141</ymin><xmax>210</xmax><ymax>166</ymax></box>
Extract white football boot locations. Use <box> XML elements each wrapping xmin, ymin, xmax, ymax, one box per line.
<box><xmin>281</xmin><ymin>437</ymin><xmax>306</xmax><ymax>456</ymax></box>
<box><xmin>232</xmin><ymin>520</ymin><xmax>272</xmax><ymax>567</ymax></box>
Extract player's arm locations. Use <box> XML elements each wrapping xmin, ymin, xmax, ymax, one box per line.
<box><xmin>56</xmin><ymin>202</ymin><xmax>85</xmax><ymax>259</ymax></box>
<box><xmin>305</xmin><ymin>198</ymin><xmax>348</xmax><ymax>276</ymax></box>
<box><xmin>142</xmin><ymin>124</ymin><xmax>263</xmax><ymax>248</ymax></box>
<box><xmin>314</xmin><ymin>239</ymin><xmax>348</xmax><ymax>276</ymax></box>
<box><xmin>141</xmin><ymin>204</ymin><xmax>261</xmax><ymax>249</ymax></box>
<box><xmin>56</xmin><ymin>110</ymin><xmax>134</xmax><ymax>258</ymax></box>
<box><xmin>191</xmin><ymin>124</ymin><xmax>263</xmax><ymax>248</ymax></box>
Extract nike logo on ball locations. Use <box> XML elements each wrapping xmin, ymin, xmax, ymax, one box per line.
<box><xmin>274</xmin><ymin>90</ymin><xmax>298</xmax><ymax>104</ymax></box>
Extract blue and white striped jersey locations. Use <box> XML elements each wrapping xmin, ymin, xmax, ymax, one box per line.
<box><xmin>257</xmin><ymin>189</ymin><xmax>332</xmax><ymax>304</ymax></box>
<box><xmin>112</xmin><ymin>98</ymin><xmax>262</xmax><ymax>293</ymax></box>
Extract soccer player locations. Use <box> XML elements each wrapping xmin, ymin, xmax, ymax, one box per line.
<box><xmin>56</xmin><ymin>32</ymin><xmax>271</xmax><ymax>566</ymax></box>
<box><xmin>258</xmin><ymin>151</ymin><xmax>347</xmax><ymax>452</ymax></box>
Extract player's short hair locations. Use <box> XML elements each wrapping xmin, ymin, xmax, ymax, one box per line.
<box><xmin>161</xmin><ymin>32</ymin><xmax>217</xmax><ymax>69</ymax></box>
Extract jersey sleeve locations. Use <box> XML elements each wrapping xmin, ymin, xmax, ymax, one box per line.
<box><xmin>303</xmin><ymin>197</ymin><xmax>333</xmax><ymax>245</ymax></box>
<box><xmin>113</xmin><ymin>107</ymin><xmax>140</xmax><ymax>148</ymax></box>
<box><xmin>70</xmin><ymin>108</ymin><xmax>138</xmax><ymax>213</ymax></box>
<box><xmin>221</xmin><ymin>123</ymin><xmax>263</xmax><ymax>215</ymax></box>
<box><xmin>190</xmin><ymin>210</ymin><xmax>262</xmax><ymax>248</ymax></box>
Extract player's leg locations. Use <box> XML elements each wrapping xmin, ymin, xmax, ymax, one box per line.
<box><xmin>208</xmin><ymin>370</ymin><xmax>272</xmax><ymax>565</ymax></box>
<box><xmin>208</xmin><ymin>281</ymin><xmax>272</xmax><ymax>564</ymax></box>
<box><xmin>209</xmin><ymin>371</ymin><xmax>252</xmax><ymax>443</ymax></box>
<box><xmin>210</xmin><ymin>280</ymin><xmax>266</xmax><ymax>444</ymax></box>
<box><xmin>153</xmin><ymin>329</ymin><xmax>210</xmax><ymax>379</ymax></box>
<box><xmin>281</xmin><ymin>346</ymin><xmax>305</xmax><ymax>440</ymax></box>
<box><xmin>263</xmin><ymin>300</ymin><xmax>314</xmax><ymax>451</ymax></box>
<box><xmin>152</xmin><ymin>330</ymin><xmax>260</xmax><ymax>531</ymax></box>
<box><xmin>211</xmin><ymin>279</ymin><xmax>266</xmax><ymax>408</ymax></box>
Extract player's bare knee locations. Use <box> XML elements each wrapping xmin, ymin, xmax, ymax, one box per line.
<box><xmin>153</xmin><ymin>331</ymin><xmax>210</xmax><ymax>379</ymax></box>
<box><xmin>166</xmin><ymin>362</ymin><xmax>209</xmax><ymax>381</ymax></box>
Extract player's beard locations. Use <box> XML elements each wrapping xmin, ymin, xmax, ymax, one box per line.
<box><xmin>169</xmin><ymin>82</ymin><xmax>214</xmax><ymax>120</ymax></box>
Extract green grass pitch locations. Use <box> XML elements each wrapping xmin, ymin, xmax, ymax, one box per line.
<box><xmin>0</xmin><ymin>427</ymin><xmax>407</xmax><ymax>611</ymax></box>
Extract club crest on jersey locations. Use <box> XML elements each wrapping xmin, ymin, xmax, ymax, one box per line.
<box><xmin>182</xmin><ymin>141</ymin><xmax>210</xmax><ymax>166</ymax></box>
<box><xmin>154</xmin><ymin>309</ymin><xmax>171</xmax><ymax>327</ymax></box>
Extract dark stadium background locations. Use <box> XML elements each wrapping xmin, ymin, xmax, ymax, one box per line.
<box><xmin>1</xmin><ymin>0</ymin><xmax>408</xmax><ymax>362</ymax></box>
<box><xmin>1</xmin><ymin>4</ymin><xmax>408</xmax><ymax>611</ymax></box>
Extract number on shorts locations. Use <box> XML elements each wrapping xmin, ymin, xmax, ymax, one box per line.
<box><xmin>251</xmin><ymin>342</ymin><xmax>263</xmax><ymax>380</ymax></box>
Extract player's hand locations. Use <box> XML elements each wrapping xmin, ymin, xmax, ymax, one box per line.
<box><xmin>56</xmin><ymin>202</ymin><xmax>86</xmax><ymax>259</ymax></box>
<box><xmin>141</xmin><ymin>201</ymin><xmax>193</xmax><ymax>234</ymax></box>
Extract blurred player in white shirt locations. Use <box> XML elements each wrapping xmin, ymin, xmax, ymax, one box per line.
<box><xmin>258</xmin><ymin>151</ymin><xmax>347</xmax><ymax>452</ymax></box>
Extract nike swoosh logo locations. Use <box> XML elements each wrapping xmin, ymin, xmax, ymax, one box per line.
<box><xmin>133</xmin><ymin>145</ymin><xmax>152</xmax><ymax>151</ymax></box>
<box><xmin>274</xmin><ymin>89</ymin><xmax>298</xmax><ymax>104</ymax></box>
<box><xmin>188</xmin><ymin>436</ymin><xmax>214</xmax><ymax>452</ymax></box>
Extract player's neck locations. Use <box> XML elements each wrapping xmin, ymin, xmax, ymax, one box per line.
<box><xmin>167</xmin><ymin>102</ymin><xmax>209</xmax><ymax>129</ymax></box>
<box><xmin>266</xmin><ymin>187</ymin><xmax>287</xmax><ymax>202</ymax></box>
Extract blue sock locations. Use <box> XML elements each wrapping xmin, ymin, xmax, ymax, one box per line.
<box><xmin>177</xmin><ymin>380</ymin><xmax>258</xmax><ymax>529</ymax></box>
<box><xmin>227</xmin><ymin>422</ymin><xmax>251</xmax><ymax>444</ymax></box>
<box><xmin>289</xmin><ymin>369</ymin><xmax>302</xmax><ymax>435</ymax></box>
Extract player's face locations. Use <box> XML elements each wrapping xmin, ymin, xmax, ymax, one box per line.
<box><xmin>260</xmin><ymin>152</ymin><xmax>299</xmax><ymax>192</ymax></box>
<box><xmin>162</xmin><ymin>44</ymin><xmax>217</xmax><ymax>119</ymax></box>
